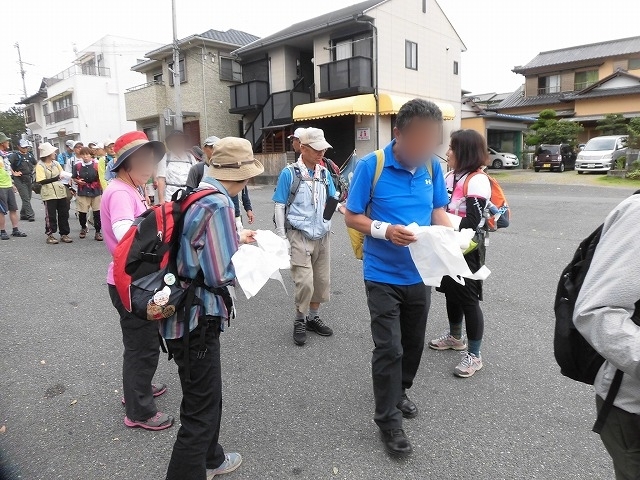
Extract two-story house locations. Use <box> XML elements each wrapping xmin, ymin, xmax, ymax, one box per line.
<box><xmin>496</xmin><ymin>36</ymin><xmax>640</xmax><ymax>142</ymax></box>
<box><xmin>229</xmin><ymin>0</ymin><xmax>464</xmax><ymax>171</ymax></box>
<box><xmin>19</xmin><ymin>35</ymin><xmax>163</xmax><ymax>150</ymax></box>
<box><xmin>124</xmin><ymin>29</ymin><xmax>259</xmax><ymax>146</ymax></box>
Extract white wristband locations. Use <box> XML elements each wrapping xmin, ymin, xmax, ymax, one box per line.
<box><xmin>371</xmin><ymin>221</ymin><xmax>390</xmax><ymax>240</ymax></box>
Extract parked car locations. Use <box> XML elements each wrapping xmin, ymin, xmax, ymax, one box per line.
<box><xmin>487</xmin><ymin>147</ymin><xmax>519</xmax><ymax>169</ymax></box>
<box><xmin>534</xmin><ymin>144</ymin><xmax>576</xmax><ymax>172</ymax></box>
<box><xmin>575</xmin><ymin>135</ymin><xmax>628</xmax><ymax>174</ymax></box>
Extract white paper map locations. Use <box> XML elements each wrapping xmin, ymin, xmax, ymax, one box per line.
<box><xmin>232</xmin><ymin>230</ymin><xmax>290</xmax><ymax>299</ymax></box>
<box><xmin>406</xmin><ymin>223</ymin><xmax>491</xmax><ymax>287</ymax></box>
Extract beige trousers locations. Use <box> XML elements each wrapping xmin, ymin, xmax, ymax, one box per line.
<box><xmin>287</xmin><ymin>229</ymin><xmax>331</xmax><ymax>315</ymax></box>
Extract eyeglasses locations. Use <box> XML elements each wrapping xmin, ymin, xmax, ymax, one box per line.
<box><xmin>210</xmin><ymin>159</ymin><xmax>256</xmax><ymax>169</ymax></box>
<box><xmin>302</xmin><ymin>144</ymin><xmax>326</xmax><ymax>154</ymax></box>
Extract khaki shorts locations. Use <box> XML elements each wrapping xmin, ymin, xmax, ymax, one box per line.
<box><xmin>287</xmin><ymin>229</ymin><xmax>331</xmax><ymax>315</ymax></box>
<box><xmin>76</xmin><ymin>195</ymin><xmax>102</xmax><ymax>213</ymax></box>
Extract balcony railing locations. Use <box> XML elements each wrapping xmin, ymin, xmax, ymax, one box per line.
<box><xmin>318</xmin><ymin>56</ymin><xmax>373</xmax><ymax>99</ymax></box>
<box><xmin>574</xmin><ymin>81</ymin><xmax>597</xmax><ymax>91</ymax></box>
<box><xmin>537</xmin><ymin>86</ymin><xmax>561</xmax><ymax>95</ymax></box>
<box><xmin>126</xmin><ymin>80</ymin><xmax>165</xmax><ymax>92</ymax></box>
<box><xmin>48</xmin><ymin>65</ymin><xmax>111</xmax><ymax>85</ymax></box>
<box><xmin>229</xmin><ymin>80</ymin><xmax>269</xmax><ymax>114</ymax></box>
<box><xmin>45</xmin><ymin>105</ymin><xmax>78</xmax><ymax>125</ymax></box>
<box><xmin>244</xmin><ymin>90</ymin><xmax>310</xmax><ymax>149</ymax></box>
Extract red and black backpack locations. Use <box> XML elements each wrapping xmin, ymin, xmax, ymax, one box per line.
<box><xmin>113</xmin><ymin>189</ymin><xmax>226</xmax><ymax>325</ymax></box>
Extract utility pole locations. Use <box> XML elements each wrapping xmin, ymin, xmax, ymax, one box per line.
<box><xmin>14</xmin><ymin>43</ymin><xmax>28</xmax><ymax>100</ymax></box>
<box><xmin>171</xmin><ymin>0</ymin><xmax>183</xmax><ymax>131</ymax></box>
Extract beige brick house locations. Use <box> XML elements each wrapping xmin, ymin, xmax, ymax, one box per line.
<box><xmin>124</xmin><ymin>29</ymin><xmax>259</xmax><ymax>145</ymax></box>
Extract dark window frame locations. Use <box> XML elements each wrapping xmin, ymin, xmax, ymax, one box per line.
<box><xmin>405</xmin><ymin>40</ymin><xmax>418</xmax><ymax>70</ymax></box>
<box><xmin>219</xmin><ymin>56</ymin><xmax>242</xmax><ymax>82</ymax></box>
<box><xmin>168</xmin><ymin>56</ymin><xmax>187</xmax><ymax>86</ymax></box>
<box><xmin>453</xmin><ymin>60</ymin><xmax>459</xmax><ymax>75</ymax></box>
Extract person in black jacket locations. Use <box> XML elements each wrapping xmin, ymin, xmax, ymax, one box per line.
<box><xmin>186</xmin><ymin>136</ymin><xmax>219</xmax><ymax>193</ymax></box>
<box><xmin>10</xmin><ymin>139</ymin><xmax>37</xmax><ymax>221</ymax></box>
<box><xmin>429</xmin><ymin>129</ymin><xmax>492</xmax><ymax>378</ymax></box>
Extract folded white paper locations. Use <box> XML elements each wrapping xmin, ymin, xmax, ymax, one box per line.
<box><xmin>406</xmin><ymin>224</ymin><xmax>491</xmax><ymax>287</ymax></box>
<box><xmin>232</xmin><ymin>230</ymin><xmax>290</xmax><ymax>299</ymax></box>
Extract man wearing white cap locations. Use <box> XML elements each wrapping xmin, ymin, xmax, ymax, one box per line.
<box><xmin>185</xmin><ymin>135</ymin><xmax>220</xmax><ymax>193</ymax></box>
<box><xmin>274</xmin><ymin>127</ymin><xmax>344</xmax><ymax>346</ymax></box>
<box><xmin>9</xmin><ymin>139</ymin><xmax>37</xmax><ymax>221</ymax></box>
<box><xmin>57</xmin><ymin>140</ymin><xmax>74</xmax><ymax>167</ymax></box>
<box><xmin>104</xmin><ymin>139</ymin><xmax>117</xmax><ymax>183</ymax></box>
<box><xmin>288</xmin><ymin>127</ymin><xmax>306</xmax><ymax>155</ymax></box>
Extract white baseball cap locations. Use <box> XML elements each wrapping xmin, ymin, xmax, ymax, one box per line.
<box><xmin>104</xmin><ymin>138</ymin><xmax>115</xmax><ymax>147</ymax></box>
<box><xmin>299</xmin><ymin>127</ymin><xmax>332</xmax><ymax>151</ymax></box>
<box><xmin>93</xmin><ymin>142</ymin><xmax>105</xmax><ymax>149</ymax></box>
<box><xmin>288</xmin><ymin>127</ymin><xmax>306</xmax><ymax>140</ymax></box>
<box><xmin>19</xmin><ymin>139</ymin><xmax>31</xmax><ymax>148</ymax></box>
<box><xmin>203</xmin><ymin>135</ymin><xmax>221</xmax><ymax>146</ymax></box>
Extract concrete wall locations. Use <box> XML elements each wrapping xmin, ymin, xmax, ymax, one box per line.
<box><xmin>368</xmin><ymin>0</ymin><xmax>463</xmax><ymax>128</ymax></box>
<box><xmin>574</xmin><ymin>94</ymin><xmax>640</xmax><ymax>116</ymax></box>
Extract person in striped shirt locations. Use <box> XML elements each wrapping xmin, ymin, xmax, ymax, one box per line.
<box><xmin>162</xmin><ymin>137</ymin><xmax>264</xmax><ymax>480</ymax></box>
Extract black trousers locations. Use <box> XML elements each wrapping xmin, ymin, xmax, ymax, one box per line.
<box><xmin>44</xmin><ymin>198</ymin><xmax>70</xmax><ymax>236</ymax></box>
<box><xmin>108</xmin><ymin>285</ymin><xmax>160</xmax><ymax>421</ymax></box>
<box><xmin>165</xmin><ymin>318</ymin><xmax>225</xmax><ymax>480</ymax></box>
<box><xmin>596</xmin><ymin>396</ymin><xmax>640</xmax><ymax>480</ymax></box>
<box><xmin>14</xmin><ymin>176</ymin><xmax>34</xmax><ymax>220</ymax></box>
<box><xmin>365</xmin><ymin>281</ymin><xmax>431</xmax><ymax>430</ymax></box>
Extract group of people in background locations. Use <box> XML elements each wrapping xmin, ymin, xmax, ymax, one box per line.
<box><xmin>0</xmin><ymin>131</ymin><xmax>255</xmax><ymax>246</ymax></box>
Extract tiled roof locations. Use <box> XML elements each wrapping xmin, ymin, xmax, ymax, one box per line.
<box><xmin>514</xmin><ymin>36</ymin><xmax>640</xmax><ymax>73</ymax></box>
<box><xmin>200</xmin><ymin>29</ymin><xmax>259</xmax><ymax>47</ymax></box>
<box><xmin>234</xmin><ymin>0</ymin><xmax>387</xmax><ymax>55</ymax></box>
<box><xmin>496</xmin><ymin>86</ymin><xmax>565</xmax><ymax>110</ymax></box>
<box><xmin>567</xmin><ymin>85</ymin><xmax>640</xmax><ymax>100</ymax></box>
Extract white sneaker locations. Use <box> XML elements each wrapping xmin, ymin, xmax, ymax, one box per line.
<box><xmin>428</xmin><ymin>332</ymin><xmax>467</xmax><ymax>351</ymax></box>
<box><xmin>454</xmin><ymin>352</ymin><xmax>483</xmax><ymax>378</ymax></box>
<box><xmin>207</xmin><ymin>453</ymin><xmax>242</xmax><ymax>479</ymax></box>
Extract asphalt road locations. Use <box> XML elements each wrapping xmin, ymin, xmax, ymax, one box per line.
<box><xmin>0</xmin><ymin>179</ymin><xmax>634</xmax><ymax>480</ymax></box>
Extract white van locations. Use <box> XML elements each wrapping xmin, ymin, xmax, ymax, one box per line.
<box><xmin>575</xmin><ymin>135</ymin><xmax>628</xmax><ymax>174</ymax></box>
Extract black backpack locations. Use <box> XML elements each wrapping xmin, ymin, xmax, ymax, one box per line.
<box><xmin>554</xmin><ymin>191</ymin><xmax>640</xmax><ymax>433</ymax></box>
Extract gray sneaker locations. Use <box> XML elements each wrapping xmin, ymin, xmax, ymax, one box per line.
<box><xmin>454</xmin><ymin>352</ymin><xmax>483</xmax><ymax>378</ymax></box>
<box><xmin>207</xmin><ymin>453</ymin><xmax>242</xmax><ymax>479</ymax></box>
<box><xmin>428</xmin><ymin>332</ymin><xmax>467</xmax><ymax>351</ymax></box>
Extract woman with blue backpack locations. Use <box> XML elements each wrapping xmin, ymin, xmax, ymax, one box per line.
<box><xmin>428</xmin><ymin>129</ymin><xmax>492</xmax><ymax>378</ymax></box>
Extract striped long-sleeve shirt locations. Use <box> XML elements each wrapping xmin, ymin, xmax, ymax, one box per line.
<box><xmin>159</xmin><ymin>177</ymin><xmax>239</xmax><ymax>340</ymax></box>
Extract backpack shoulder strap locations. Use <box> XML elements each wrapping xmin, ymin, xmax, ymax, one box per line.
<box><xmin>286</xmin><ymin>165</ymin><xmax>303</xmax><ymax>207</ymax></box>
<box><xmin>371</xmin><ymin>150</ymin><xmax>385</xmax><ymax>194</ymax></box>
<box><xmin>426</xmin><ymin>158</ymin><xmax>433</xmax><ymax>180</ymax></box>
<box><xmin>462</xmin><ymin>169</ymin><xmax>486</xmax><ymax>196</ymax></box>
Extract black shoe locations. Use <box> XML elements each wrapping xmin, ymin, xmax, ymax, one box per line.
<box><xmin>28</xmin><ymin>218</ymin><xmax>35</xmax><ymax>222</ymax></box>
<box><xmin>306</xmin><ymin>315</ymin><xmax>333</xmax><ymax>336</ymax></box>
<box><xmin>397</xmin><ymin>391</ymin><xmax>418</xmax><ymax>419</ymax></box>
<box><xmin>11</xmin><ymin>230</ymin><xmax>27</xmax><ymax>237</ymax></box>
<box><xmin>293</xmin><ymin>320</ymin><xmax>307</xmax><ymax>346</ymax></box>
<box><xmin>0</xmin><ymin>231</ymin><xmax>9</xmax><ymax>240</ymax></box>
<box><xmin>380</xmin><ymin>428</ymin><xmax>412</xmax><ymax>456</ymax></box>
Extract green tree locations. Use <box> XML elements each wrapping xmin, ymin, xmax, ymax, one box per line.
<box><xmin>0</xmin><ymin>107</ymin><xmax>26</xmax><ymax>145</ymax></box>
<box><xmin>596</xmin><ymin>113</ymin><xmax>628</xmax><ymax>135</ymax></box>
<box><xmin>627</xmin><ymin>117</ymin><xmax>640</xmax><ymax>150</ymax></box>
<box><xmin>525</xmin><ymin>109</ymin><xmax>584</xmax><ymax>147</ymax></box>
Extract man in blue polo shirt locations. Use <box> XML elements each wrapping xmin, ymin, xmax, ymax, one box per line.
<box><xmin>345</xmin><ymin>99</ymin><xmax>451</xmax><ymax>457</ymax></box>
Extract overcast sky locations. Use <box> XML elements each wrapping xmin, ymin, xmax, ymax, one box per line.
<box><xmin>2</xmin><ymin>0</ymin><xmax>638</xmax><ymax>109</ymax></box>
